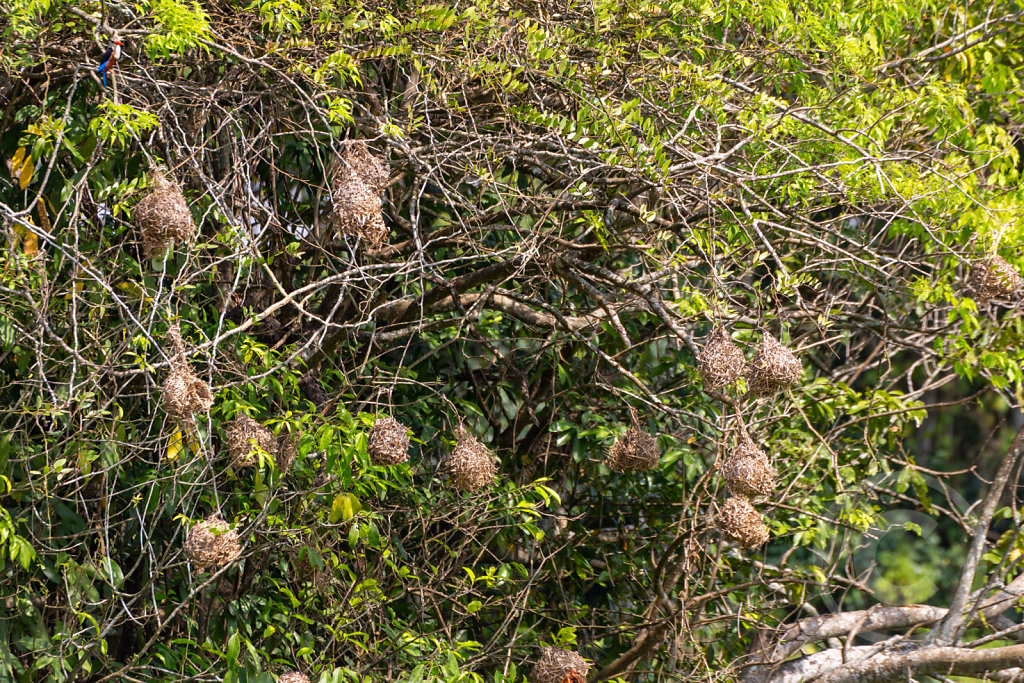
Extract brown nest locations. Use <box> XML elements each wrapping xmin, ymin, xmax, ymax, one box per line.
<box><xmin>606</xmin><ymin>410</ymin><xmax>659</xmax><ymax>473</ymax></box>
<box><xmin>276</xmin><ymin>433</ymin><xmax>298</xmax><ymax>472</ymax></box>
<box><xmin>135</xmin><ymin>171</ymin><xmax>196</xmax><ymax>257</ymax></box>
<box><xmin>279</xmin><ymin>672</ymin><xmax>310</xmax><ymax>683</ymax></box>
<box><xmin>969</xmin><ymin>255</ymin><xmax>1024</xmax><ymax>302</ymax></box>
<box><xmin>747</xmin><ymin>333</ymin><xmax>801</xmax><ymax>397</ymax></box>
<box><xmin>531</xmin><ymin>647</ymin><xmax>589</xmax><ymax>683</ymax></box>
<box><xmin>226</xmin><ymin>415</ymin><xmax>276</xmax><ymax>469</ymax></box>
<box><xmin>719</xmin><ymin>431</ymin><xmax>776</xmax><ymax>497</ymax></box>
<box><xmin>697</xmin><ymin>326</ymin><xmax>746</xmax><ymax>391</ymax></box>
<box><xmin>344</xmin><ymin>141</ymin><xmax>389</xmax><ymax>196</ymax></box>
<box><xmin>328</xmin><ymin>142</ymin><xmax>389</xmax><ymax>247</ymax></box>
<box><xmin>184</xmin><ymin>514</ymin><xmax>241</xmax><ymax>572</ymax></box>
<box><xmin>367</xmin><ymin>415</ymin><xmax>411</xmax><ymax>466</ymax></box>
<box><xmin>161</xmin><ymin>326</ymin><xmax>213</xmax><ymax>419</ymax></box>
<box><xmin>718</xmin><ymin>497</ymin><xmax>770</xmax><ymax>549</ymax></box>
<box><xmin>448</xmin><ymin>425</ymin><xmax>498</xmax><ymax>491</ymax></box>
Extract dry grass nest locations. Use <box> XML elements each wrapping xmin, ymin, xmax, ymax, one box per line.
<box><xmin>278</xmin><ymin>672</ymin><xmax>310</xmax><ymax>683</ymax></box>
<box><xmin>719</xmin><ymin>431</ymin><xmax>776</xmax><ymax>498</ymax></box>
<box><xmin>329</xmin><ymin>142</ymin><xmax>389</xmax><ymax>248</ymax></box>
<box><xmin>448</xmin><ymin>425</ymin><xmax>498</xmax><ymax>491</ymax></box>
<box><xmin>969</xmin><ymin>255</ymin><xmax>1024</xmax><ymax>302</ymax></box>
<box><xmin>747</xmin><ymin>333</ymin><xmax>801</xmax><ymax>397</ymax></box>
<box><xmin>161</xmin><ymin>326</ymin><xmax>213</xmax><ymax>419</ymax></box>
<box><xmin>718</xmin><ymin>497</ymin><xmax>770</xmax><ymax>549</ymax></box>
<box><xmin>184</xmin><ymin>514</ymin><xmax>241</xmax><ymax>572</ymax></box>
<box><xmin>697</xmin><ymin>327</ymin><xmax>746</xmax><ymax>391</ymax></box>
<box><xmin>606</xmin><ymin>410</ymin><xmax>659</xmax><ymax>473</ymax></box>
<box><xmin>531</xmin><ymin>647</ymin><xmax>590</xmax><ymax>683</ymax></box>
<box><xmin>226</xmin><ymin>415</ymin><xmax>276</xmax><ymax>469</ymax></box>
<box><xmin>135</xmin><ymin>171</ymin><xmax>196</xmax><ymax>257</ymax></box>
<box><xmin>367</xmin><ymin>415</ymin><xmax>410</xmax><ymax>466</ymax></box>
<box><xmin>276</xmin><ymin>433</ymin><xmax>299</xmax><ymax>472</ymax></box>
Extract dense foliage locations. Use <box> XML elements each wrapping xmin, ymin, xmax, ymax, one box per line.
<box><xmin>2</xmin><ymin>0</ymin><xmax>1024</xmax><ymax>681</ymax></box>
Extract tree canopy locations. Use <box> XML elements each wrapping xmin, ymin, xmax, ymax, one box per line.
<box><xmin>2</xmin><ymin>0</ymin><xmax>1024</xmax><ymax>681</ymax></box>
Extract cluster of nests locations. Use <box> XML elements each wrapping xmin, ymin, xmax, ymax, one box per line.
<box><xmin>134</xmin><ymin>170</ymin><xmax>196</xmax><ymax>257</ymax></box>
<box><xmin>697</xmin><ymin>327</ymin><xmax>802</xmax><ymax>397</ymax></box>
<box><xmin>715</xmin><ymin>429</ymin><xmax>775</xmax><ymax>549</ymax></box>
<box><xmin>696</xmin><ymin>327</ymin><xmax>800</xmax><ymax>550</ymax></box>
<box><xmin>969</xmin><ymin>254</ymin><xmax>1024</xmax><ymax>302</ymax></box>
<box><xmin>329</xmin><ymin>142</ymin><xmax>390</xmax><ymax>248</ymax></box>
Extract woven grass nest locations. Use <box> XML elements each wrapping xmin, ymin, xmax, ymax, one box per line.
<box><xmin>276</xmin><ymin>433</ymin><xmax>298</xmax><ymax>472</ymax></box>
<box><xmin>606</xmin><ymin>409</ymin><xmax>659</xmax><ymax>473</ymax></box>
<box><xmin>278</xmin><ymin>672</ymin><xmax>310</xmax><ymax>683</ymax></box>
<box><xmin>531</xmin><ymin>647</ymin><xmax>589</xmax><ymax>683</ymax></box>
<box><xmin>697</xmin><ymin>326</ymin><xmax>746</xmax><ymax>391</ymax></box>
<box><xmin>161</xmin><ymin>326</ymin><xmax>213</xmax><ymax>419</ymax></box>
<box><xmin>329</xmin><ymin>142</ymin><xmax>389</xmax><ymax>248</ymax></box>
<box><xmin>184</xmin><ymin>514</ymin><xmax>241</xmax><ymax>572</ymax></box>
<box><xmin>448</xmin><ymin>425</ymin><xmax>498</xmax><ymax>491</ymax></box>
<box><xmin>226</xmin><ymin>415</ymin><xmax>276</xmax><ymax>469</ymax></box>
<box><xmin>718</xmin><ymin>496</ymin><xmax>770</xmax><ymax>549</ymax></box>
<box><xmin>135</xmin><ymin>170</ymin><xmax>196</xmax><ymax>257</ymax></box>
<box><xmin>719</xmin><ymin>431</ymin><xmax>776</xmax><ymax>498</ymax></box>
<box><xmin>747</xmin><ymin>333</ymin><xmax>801</xmax><ymax>397</ymax></box>
<box><xmin>969</xmin><ymin>255</ymin><xmax>1024</xmax><ymax>302</ymax></box>
<box><xmin>367</xmin><ymin>415</ymin><xmax>410</xmax><ymax>466</ymax></box>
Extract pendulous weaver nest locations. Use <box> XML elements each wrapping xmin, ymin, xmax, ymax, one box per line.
<box><xmin>719</xmin><ymin>431</ymin><xmax>776</xmax><ymax>497</ymax></box>
<box><xmin>344</xmin><ymin>141</ymin><xmax>389</xmax><ymax>196</ymax></box>
<box><xmin>328</xmin><ymin>142</ymin><xmax>389</xmax><ymax>248</ymax></box>
<box><xmin>697</xmin><ymin>326</ymin><xmax>746</xmax><ymax>391</ymax></box>
<box><xmin>968</xmin><ymin>255</ymin><xmax>1024</xmax><ymax>302</ymax></box>
<box><xmin>278</xmin><ymin>672</ymin><xmax>310</xmax><ymax>683</ymax></box>
<box><xmin>448</xmin><ymin>425</ymin><xmax>498</xmax><ymax>491</ymax></box>
<box><xmin>531</xmin><ymin>647</ymin><xmax>590</xmax><ymax>683</ymax></box>
<box><xmin>135</xmin><ymin>170</ymin><xmax>196</xmax><ymax>257</ymax></box>
<box><xmin>184</xmin><ymin>514</ymin><xmax>241</xmax><ymax>572</ymax></box>
<box><xmin>367</xmin><ymin>415</ymin><xmax>411</xmax><ymax>466</ymax></box>
<box><xmin>606</xmin><ymin>409</ymin><xmax>659</xmax><ymax>473</ymax></box>
<box><xmin>718</xmin><ymin>496</ymin><xmax>770</xmax><ymax>549</ymax></box>
<box><xmin>276</xmin><ymin>433</ymin><xmax>299</xmax><ymax>472</ymax></box>
<box><xmin>226</xmin><ymin>415</ymin><xmax>276</xmax><ymax>469</ymax></box>
<box><xmin>161</xmin><ymin>326</ymin><xmax>213</xmax><ymax>419</ymax></box>
<box><xmin>747</xmin><ymin>333</ymin><xmax>802</xmax><ymax>397</ymax></box>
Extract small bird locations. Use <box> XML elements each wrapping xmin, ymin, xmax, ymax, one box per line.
<box><xmin>96</xmin><ymin>38</ymin><xmax>123</xmax><ymax>87</ymax></box>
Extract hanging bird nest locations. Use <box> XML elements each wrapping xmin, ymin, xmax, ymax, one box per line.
<box><xmin>344</xmin><ymin>141</ymin><xmax>389</xmax><ymax>196</ymax></box>
<box><xmin>968</xmin><ymin>255</ymin><xmax>1024</xmax><ymax>302</ymax></box>
<box><xmin>697</xmin><ymin>326</ymin><xmax>746</xmax><ymax>391</ymax></box>
<box><xmin>161</xmin><ymin>326</ymin><xmax>213</xmax><ymax>419</ymax></box>
<box><xmin>718</xmin><ymin>497</ymin><xmax>770</xmax><ymax>549</ymax></box>
<box><xmin>184</xmin><ymin>514</ymin><xmax>241</xmax><ymax>572</ymax></box>
<box><xmin>367</xmin><ymin>415</ymin><xmax>410</xmax><ymax>466</ymax></box>
<box><xmin>719</xmin><ymin>431</ymin><xmax>776</xmax><ymax>497</ymax></box>
<box><xmin>328</xmin><ymin>142</ymin><xmax>389</xmax><ymax>248</ymax></box>
<box><xmin>276</xmin><ymin>433</ymin><xmax>298</xmax><ymax>472</ymax></box>
<box><xmin>226</xmin><ymin>415</ymin><xmax>276</xmax><ymax>469</ymax></box>
<box><xmin>135</xmin><ymin>170</ymin><xmax>196</xmax><ymax>257</ymax></box>
<box><xmin>279</xmin><ymin>672</ymin><xmax>310</xmax><ymax>683</ymax></box>
<box><xmin>448</xmin><ymin>425</ymin><xmax>498</xmax><ymax>491</ymax></box>
<box><xmin>606</xmin><ymin>409</ymin><xmax>659</xmax><ymax>473</ymax></box>
<box><xmin>747</xmin><ymin>333</ymin><xmax>802</xmax><ymax>397</ymax></box>
<box><xmin>531</xmin><ymin>647</ymin><xmax>590</xmax><ymax>683</ymax></box>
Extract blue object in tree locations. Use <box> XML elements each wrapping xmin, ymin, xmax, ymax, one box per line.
<box><xmin>96</xmin><ymin>39</ymin><xmax>122</xmax><ymax>87</ymax></box>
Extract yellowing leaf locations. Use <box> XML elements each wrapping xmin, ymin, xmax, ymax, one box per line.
<box><xmin>330</xmin><ymin>492</ymin><xmax>362</xmax><ymax>523</ymax></box>
<box><xmin>18</xmin><ymin>155</ymin><xmax>33</xmax><ymax>190</ymax></box>
<box><xmin>166</xmin><ymin>431</ymin><xmax>185</xmax><ymax>461</ymax></box>
<box><xmin>9</xmin><ymin>147</ymin><xmax>25</xmax><ymax>177</ymax></box>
